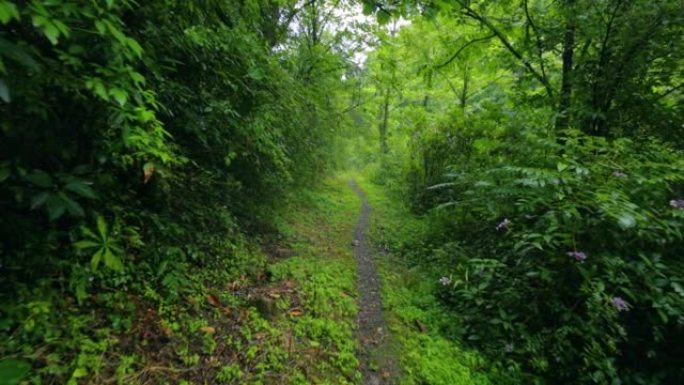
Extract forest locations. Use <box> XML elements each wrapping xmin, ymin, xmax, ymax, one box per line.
<box><xmin>0</xmin><ymin>0</ymin><xmax>682</xmax><ymax>384</ymax></box>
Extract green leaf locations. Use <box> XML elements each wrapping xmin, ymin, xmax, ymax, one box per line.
<box><xmin>46</xmin><ymin>195</ymin><xmax>66</xmax><ymax>221</ymax></box>
<box><xmin>42</xmin><ymin>21</ymin><xmax>60</xmax><ymax>45</ymax></box>
<box><xmin>80</xmin><ymin>226</ymin><xmax>98</xmax><ymax>241</ymax></box>
<box><xmin>362</xmin><ymin>1</ymin><xmax>374</xmax><ymax>15</ymax></box>
<box><xmin>53</xmin><ymin>19</ymin><xmax>70</xmax><ymax>39</ymax></box>
<box><xmin>58</xmin><ymin>192</ymin><xmax>84</xmax><ymax>217</ymax></box>
<box><xmin>110</xmin><ymin>88</ymin><xmax>128</xmax><ymax>106</ymax></box>
<box><xmin>617</xmin><ymin>213</ymin><xmax>636</xmax><ymax>229</ymax></box>
<box><xmin>96</xmin><ymin>215</ymin><xmax>108</xmax><ymax>238</ymax></box>
<box><xmin>0</xmin><ymin>163</ymin><xmax>10</xmax><ymax>182</ymax></box>
<box><xmin>0</xmin><ymin>358</ymin><xmax>31</xmax><ymax>385</ymax></box>
<box><xmin>25</xmin><ymin>170</ymin><xmax>53</xmax><ymax>188</ymax></box>
<box><xmin>94</xmin><ymin>20</ymin><xmax>106</xmax><ymax>35</ymax></box>
<box><xmin>71</xmin><ymin>367</ymin><xmax>87</xmax><ymax>379</ymax></box>
<box><xmin>74</xmin><ymin>280</ymin><xmax>87</xmax><ymax>305</ymax></box>
<box><xmin>0</xmin><ymin>78</ymin><xmax>9</xmax><ymax>103</ymax></box>
<box><xmin>30</xmin><ymin>191</ymin><xmax>50</xmax><ymax>209</ymax></box>
<box><xmin>71</xmin><ymin>165</ymin><xmax>91</xmax><ymax>175</ymax></box>
<box><xmin>0</xmin><ymin>38</ymin><xmax>41</xmax><ymax>71</ymax></box>
<box><xmin>377</xmin><ymin>10</ymin><xmax>390</xmax><ymax>25</ymax></box>
<box><xmin>85</xmin><ymin>78</ymin><xmax>109</xmax><ymax>101</ymax></box>
<box><xmin>130</xmin><ymin>71</ymin><xmax>145</xmax><ymax>86</ymax></box>
<box><xmin>73</xmin><ymin>240</ymin><xmax>100</xmax><ymax>250</ymax></box>
<box><xmin>248</xmin><ymin>67</ymin><xmax>264</xmax><ymax>80</ymax></box>
<box><xmin>64</xmin><ymin>180</ymin><xmax>97</xmax><ymax>199</ymax></box>
<box><xmin>103</xmin><ymin>19</ymin><xmax>127</xmax><ymax>44</ymax></box>
<box><xmin>104</xmin><ymin>248</ymin><xmax>123</xmax><ymax>271</ymax></box>
<box><xmin>557</xmin><ymin>162</ymin><xmax>568</xmax><ymax>172</ymax></box>
<box><xmin>0</xmin><ymin>1</ymin><xmax>20</xmax><ymax>24</ymax></box>
<box><xmin>90</xmin><ymin>248</ymin><xmax>104</xmax><ymax>270</ymax></box>
<box><xmin>126</xmin><ymin>38</ymin><xmax>143</xmax><ymax>58</ymax></box>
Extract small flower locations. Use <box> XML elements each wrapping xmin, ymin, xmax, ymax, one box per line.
<box><xmin>567</xmin><ymin>250</ymin><xmax>587</xmax><ymax>262</ymax></box>
<box><xmin>612</xmin><ymin>171</ymin><xmax>627</xmax><ymax>178</ymax></box>
<box><xmin>496</xmin><ymin>218</ymin><xmax>511</xmax><ymax>231</ymax></box>
<box><xmin>670</xmin><ymin>199</ymin><xmax>684</xmax><ymax>209</ymax></box>
<box><xmin>438</xmin><ymin>276</ymin><xmax>452</xmax><ymax>286</ymax></box>
<box><xmin>611</xmin><ymin>296</ymin><xmax>630</xmax><ymax>312</ymax></box>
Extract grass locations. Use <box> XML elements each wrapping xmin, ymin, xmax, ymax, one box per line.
<box><xmin>263</xmin><ymin>174</ymin><xmax>362</xmax><ymax>384</ymax></box>
<box><xmin>0</xmin><ymin>174</ymin><xmax>364</xmax><ymax>385</ymax></box>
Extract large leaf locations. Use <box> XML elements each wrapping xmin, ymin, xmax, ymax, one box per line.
<box><xmin>0</xmin><ymin>358</ymin><xmax>30</xmax><ymax>385</ymax></box>
<box><xmin>0</xmin><ymin>78</ymin><xmax>9</xmax><ymax>103</ymax></box>
<box><xmin>58</xmin><ymin>192</ymin><xmax>84</xmax><ymax>217</ymax></box>
<box><xmin>96</xmin><ymin>215</ymin><xmax>108</xmax><ymax>238</ymax></box>
<box><xmin>30</xmin><ymin>191</ymin><xmax>50</xmax><ymax>210</ymax></box>
<box><xmin>64</xmin><ymin>180</ymin><xmax>97</xmax><ymax>199</ymax></box>
<box><xmin>25</xmin><ymin>170</ymin><xmax>53</xmax><ymax>188</ymax></box>
<box><xmin>377</xmin><ymin>10</ymin><xmax>390</xmax><ymax>25</ymax></box>
<box><xmin>0</xmin><ymin>163</ymin><xmax>9</xmax><ymax>182</ymax></box>
<box><xmin>45</xmin><ymin>194</ymin><xmax>66</xmax><ymax>221</ymax></box>
<box><xmin>103</xmin><ymin>248</ymin><xmax>123</xmax><ymax>271</ymax></box>
<box><xmin>0</xmin><ymin>1</ymin><xmax>19</xmax><ymax>24</ymax></box>
<box><xmin>90</xmin><ymin>248</ymin><xmax>104</xmax><ymax>270</ymax></box>
<box><xmin>73</xmin><ymin>240</ymin><xmax>100</xmax><ymax>250</ymax></box>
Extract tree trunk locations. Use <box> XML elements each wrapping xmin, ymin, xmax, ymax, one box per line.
<box><xmin>460</xmin><ymin>64</ymin><xmax>469</xmax><ymax>110</ymax></box>
<box><xmin>379</xmin><ymin>88</ymin><xmax>390</xmax><ymax>153</ymax></box>
<box><xmin>556</xmin><ymin>2</ymin><xmax>575</xmax><ymax>131</ymax></box>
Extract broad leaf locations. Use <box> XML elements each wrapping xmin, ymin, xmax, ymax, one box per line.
<box><xmin>0</xmin><ymin>358</ymin><xmax>30</xmax><ymax>385</ymax></box>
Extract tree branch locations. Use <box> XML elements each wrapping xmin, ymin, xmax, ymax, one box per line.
<box><xmin>523</xmin><ymin>0</ymin><xmax>547</xmax><ymax>83</ymax></box>
<box><xmin>456</xmin><ymin>1</ymin><xmax>554</xmax><ymax>98</ymax></box>
<box><xmin>435</xmin><ymin>34</ymin><xmax>495</xmax><ymax>69</ymax></box>
<box><xmin>654</xmin><ymin>83</ymin><xmax>683</xmax><ymax>101</ymax></box>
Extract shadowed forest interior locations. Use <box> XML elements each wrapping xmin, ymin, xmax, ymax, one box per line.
<box><xmin>1</xmin><ymin>0</ymin><xmax>683</xmax><ymax>384</ymax></box>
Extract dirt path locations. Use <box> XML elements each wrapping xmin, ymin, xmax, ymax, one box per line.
<box><xmin>349</xmin><ymin>180</ymin><xmax>398</xmax><ymax>385</ymax></box>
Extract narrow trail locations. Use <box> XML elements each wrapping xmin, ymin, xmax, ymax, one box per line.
<box><xmin>349</xmin><ymin>180</ymin><xmax>398</xmax><ymax>385</ymax></box>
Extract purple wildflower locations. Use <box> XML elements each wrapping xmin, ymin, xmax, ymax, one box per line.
<box><xmin>670</xmin><ymin>199</ymin><xmax>684</xmax><ymax>210</ymax></box>
<box><xmin>567</xmin><ymin>250</ymin><xmax>587</xmax><ymax>262</ymax></box>
<box><xmin>496</xmin><ymin>218</ymin><xmax>511</xmax><ymax>231</ymax></box>
<box><xmin>612</xmin><ymin>171</ymin><xmax>627</xmax><ymax>178</ymax></box>
<box><xmin>611</xmin><ymin>296</ymin><xmax>630</xmax><ymax>312</ymax></box>
<box><xmin>438</xmin><ymin>276</ymin><xmax>452</xmax><ymax>286</ymax></box>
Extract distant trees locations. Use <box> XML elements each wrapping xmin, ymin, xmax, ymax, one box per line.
<box><xmin>362</xmin><ymin>0</ymin><xmax>683</xmax><ymax>139</ymax></box>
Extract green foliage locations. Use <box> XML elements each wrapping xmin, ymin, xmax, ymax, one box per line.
<box><xmin>0</xmin><ymin>358</ymin><xmax>30</xmax><ymax>385</ymax></box>
<box><xmin>427</xmin><ymin>129</ymin><xmax>684</xmax><ymax>384</ymax></box>
<box><xmin>74</xmin><ymin>216</ymin><xmax>124</xmax><ymax>271</ymax></box>
<box><xmin>2</xmin><ymin>0</ymin><xmax>682</xmax><ymax>383</ymax></box>
<box><xmin>358</xmin><ymin>175</ymin><xmax>523</xmax><ymax>385</ymax></box>
<box><xmin>0</xmin><ymin>0</ymin><xmax>355</xmax><ymax>383</ymax></box>
<box><xmin>351</xmin><ymin>1</ymin><xmax>684</xmax><ymax>384</ymax></box>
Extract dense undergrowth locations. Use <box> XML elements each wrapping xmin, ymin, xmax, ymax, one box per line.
<box><xmin>361</xmin><ymin>125</ymin><xmax>684</xmax><ymax>384</ymax></box>
<box><xmin>350</xmin><ymin>0</ymin><xmax>683</xmax><ymax>383</ymax></box>
<box><xmin>359</xmin><ymin>175</ymin><xmax>523</xmax><ymax>385</ymax></box>
<box><xmin>0</xmin><ymin>0</ymin><xmax>355</xmax><ymax>383</ymax></box>
<box><xmin>2</xmin><ymin>0</ymin><xmax>683</xmax><ymax>384</ymax></box>
<box><xmin>1</xmin><ymin>170</ymin><xmax>363</xmax><ymax>384</ymax></box>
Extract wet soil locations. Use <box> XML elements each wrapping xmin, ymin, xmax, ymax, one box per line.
<box><xmin>349</xmin><ymin>180</ymin><xmax>399</xmax><ymax>385</ymax></box>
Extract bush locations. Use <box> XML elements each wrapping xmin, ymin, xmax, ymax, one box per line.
<box><xmin>426</xmin><ymin>128</ymin><xmax>684</xmax><ymax>384</ymax></box>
